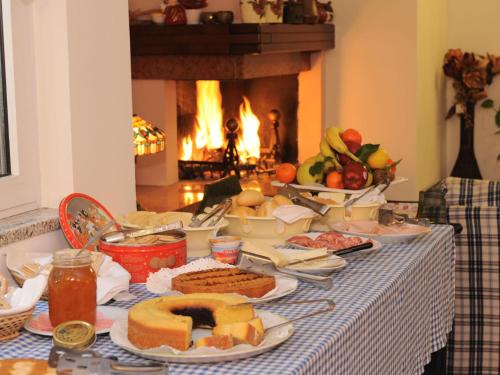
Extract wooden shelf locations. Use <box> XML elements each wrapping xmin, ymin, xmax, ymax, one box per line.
<box><xmin>130</xmin><ymin>23</ymin><xmax>335</xmax><ymax>56</ymax></box>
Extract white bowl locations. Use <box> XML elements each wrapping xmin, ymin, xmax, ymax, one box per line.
<box><xmin>222</xmin><ymin>214</ymin><xmax>312</xmax><ymax>239</ymax></box>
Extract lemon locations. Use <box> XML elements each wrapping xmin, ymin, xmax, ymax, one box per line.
<box><xmin>367</xmin><ymin>149</ymin><xmax>389</xmax><ymax>169</ymax></box>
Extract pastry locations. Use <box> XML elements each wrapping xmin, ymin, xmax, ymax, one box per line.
<box><xmin>213</xmin><ymin>317</ymin><xmax>264</xmax><ymax>346</ymax></box>
<box><xmin>229</xmin><ymin>206</ymin><xmax>256</xmax><ymax>217</ymax></box>
<box><xmin>236</xmin><ymin>190</ymin><xmax>265</xmax><ymax>207</ymax></box>
<box><xmin>171</xmin><ymin>268</ymin><xmax>276</xmax><ymax>298</ymax></box>
<box><xmin>0</xmin><ymin>359</ymin><xmax>56</xmax><ymax>375</ymax></box>
<box><xmin>195</xmin><ymin>334</ymin><xmax>234</xmax><ymax>349</ymax></box>
<box><xmin>0</xmin><ymin>274</ymin><xmax>8</xmax><ymax>296</ymax></box>
<box><xmin>272</xmin><ymin>194</ymin><xmax>294</xmax><ymax>206</ymax></box>
<box><xmin>256</xmin><ymin>201</ymin><xmax>278</xmax><ymax>217</ymax></box>
<box><xmin>128</xmin><ymin>293</ymin><xmax>255</xmax><ymax>350</ymax></box>
<box><xmin>0</xmin><ymin>297</ymin><xmax>11</xmax><ymax>309</ymax></box>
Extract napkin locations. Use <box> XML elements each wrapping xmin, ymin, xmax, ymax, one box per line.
<box><xmin>272</xmin><ymin>205</ymin><xmax>316</xmax><ymax>224</ymax></box>
<box><xmin>0</xmin><ymin>275</ymin><xmax>47</xmax><ymax>316</ymax></box>
<box><xmin>33</xmin><ymin>254</ymin><xmax>131</xmax><ymax>305</ymax></box>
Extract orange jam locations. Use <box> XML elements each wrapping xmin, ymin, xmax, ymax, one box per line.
<box><xmin>48</xmin><ymin>250</ymin><xmax>96</xmax><ymax>327</ymax></box>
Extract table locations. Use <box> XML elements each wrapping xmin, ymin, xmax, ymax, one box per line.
<box><xmin>0</xmin><ymin>225</ymin><xmax>455</xmax><ymax>375</ymax></box>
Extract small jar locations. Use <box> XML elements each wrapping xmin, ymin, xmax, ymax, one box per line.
<box><xmin>48</xmin><ymin>249</ymin><xmax>97</xmax><ymax>327</ymax></box>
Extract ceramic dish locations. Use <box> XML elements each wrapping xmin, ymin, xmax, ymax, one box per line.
<box><xmin>110</xmin><ymin>309</ymin><xmax>293</xmax><ymax>363</ymax></box>
<box><xmin>330</xmin><ymin>220</ymin><xmax>432</xmax><ymax>244</ymax></box>
<box><xmin>24</xmin><ymin>306</ymin><xmax>128</xmax><ymax>336</ymax></box>
<box><xmin>271</xmin><ymin>176</ymin><xmax>408</xmax><ymax>195</ymax></box>
<box><xmin>285</xmin><ymin>232</ymin><xmax>383</xmax><ymax>254</ymax></box>
<box><xmin>223</xmin><ymin>214</ymin><xmax>313</xmax><ymax>240</ymax></box>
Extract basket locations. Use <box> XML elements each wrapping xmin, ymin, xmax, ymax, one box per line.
<box><xmin>0</xmin><ymin>308</ymin><xmax>34</xmax><ymax>341</ymax></box>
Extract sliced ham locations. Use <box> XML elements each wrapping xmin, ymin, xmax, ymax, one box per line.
<box><xmin>288</xmin><ymin>231</ymin><xmax>366</xmax><ymax>252</ymax></box>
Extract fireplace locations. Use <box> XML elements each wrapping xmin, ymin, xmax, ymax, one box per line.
<box><xmin>176</xmin><ymin>76</ymin><xmax>298</xmax><ymax>179</ymax></box>
<box><xmin>130</xmin><ymin>23</ymin><xmax>334</xmax><ymax>186</ymax></box>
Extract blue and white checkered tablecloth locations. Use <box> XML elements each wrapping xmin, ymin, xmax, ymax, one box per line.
<box><xmin>0</xmin><ymin>225</ymin><xmax>455</xmax><ymax>375</ymax></box>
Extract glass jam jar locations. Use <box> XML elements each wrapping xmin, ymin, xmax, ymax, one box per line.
<box><xmin>48</xmin><ymin>249</ymin><xmax>97</xmax><ymax>327</ymax></box>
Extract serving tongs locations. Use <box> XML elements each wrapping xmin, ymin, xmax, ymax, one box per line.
<box><xmin>278</xmin><ymin>184</ymin><xmax>330</xmax><ymax>216</ymax></box>
<box><xmin>48</xmin><ymin>346</ymin><xmax>167</xmax><ymax>374</ymax></box>
<box><xmin>231</xmin><ymin>298</ymin><xmax>336</xmax><ymax>332</ymax></box>
<box><xmin>189</xmin><ymin>199</ymin><xmax>232</xmax><ymax>228</ymax></box>
<box><xmin>101</xmin><ymin>220</ymin><xmax>183</xmax><ymax>243</ymax></box>
<box><xmin>236</xmin><ymin>251</ymin><xmax>333</xmax><ymax>290</ymax></box>
<box><xmin>378</xmin><ymin>207</ymin><xmax>430</xmax><ymax>227</ymax></box>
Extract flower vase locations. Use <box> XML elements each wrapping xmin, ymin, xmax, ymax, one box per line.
<box><xmin>240</xmin><ymin>0</ymin><xmax>266</xmax><ymax>23</ymax></box>
<box><xmin>451</xmin><ymin>102</ymin><xmax>482</xmax><ymax>179</ymax></box>
<box><xmin>185</xmin><ymin>8</ymin><xmax>202</xmax><ymax>24</ymax></box>
<box><xmin>265</xmin><ymin>0</ymin><xmax>283</xmax><ymax>23</ymax></box>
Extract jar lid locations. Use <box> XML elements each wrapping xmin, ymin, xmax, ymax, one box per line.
<box><xmin>59</xmin><ymin>193</ymin><xmax>120</xmax><ymax>251</ymax></box>
<box><xmin>53</xmin><ymin>320</ymin><xmax>96</xmax><ymax>350</ymax></box>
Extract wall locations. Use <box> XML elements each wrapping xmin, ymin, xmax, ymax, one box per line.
<box><xmin>34</xmin><ymin>0</ymin><xmax>137</xmax><ymax>215</ymax></box>
<box><xmin>324</xmin><ymin>0</ymin><xmax>420</xmax><ymax>201</ymax></box>
<box><xmin>446</xmin><ymin>0</ymin><xmax>500</xmax><ymax>181</ymax></box>
<box><xmin>416</xmin><ymin>0</ymin><xmax>448</xmax><ymax>191</ymax></box>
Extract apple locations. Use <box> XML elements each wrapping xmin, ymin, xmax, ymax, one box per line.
<box><xmin>342</xmin><ymin>161</ymin><xmax>368</xmax><ymax>190</ymax></box>
<box><xmin>338</xmin><ymin>141</ymin><xmax>362</xmax><ymax>166</ymax></box>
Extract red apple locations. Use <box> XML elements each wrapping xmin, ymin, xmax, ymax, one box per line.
<box><xmin>342</xmin><ymin>161</ymin><xmax>368</xmax><ymax>190</ymax></box>
<box><xmin>338</xmin><ymin>141</ymin><xmax>362</xmax><ymax>165</ymax></box>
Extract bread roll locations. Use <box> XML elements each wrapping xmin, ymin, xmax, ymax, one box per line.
<box><xmin>236</xmin><ymin>190</ymin><xmax>265</xmax><ymax>207</ymax></box>
<box><xmin>256</xmin><ymin>201</ymin><xmax>278</xmax><ymax>217</ymax></box>
<box><xmin>272</xmin><ymin>194</ymin><xmax>293</xmax><ymax>206</ymax></box>
<box><xmin>230</xmin><ymin>206</ymin><xmax>257</xmax><ymax>217</ymax></box>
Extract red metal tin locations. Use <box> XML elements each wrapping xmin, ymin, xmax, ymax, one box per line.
<box><xmin>59</xmin><ymin>193</ymin><xmax>120</xmax><ymax>251</ymax></box>
<box><xmin>99</xmin><ymin>230</ymin><xmax>187</xmax><ymax>283</ymax></box>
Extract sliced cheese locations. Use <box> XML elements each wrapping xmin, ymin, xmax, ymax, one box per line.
<box><xmin>242</xmin><ymin>241</ymin><xmax>328</xmax><ymax>267</ymax></box>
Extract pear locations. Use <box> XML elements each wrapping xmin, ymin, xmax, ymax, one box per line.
<box><xmin>297</xmin><ymin>159</ymin><xmax>324</xmax><ymax>185</ymax></box>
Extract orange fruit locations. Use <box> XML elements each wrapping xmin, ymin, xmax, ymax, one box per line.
<box><xmin>341</xmin><ymin>129</ymin><xmax>362</xmax><ymax>145</ymax></box>
<box><xmin>276</xmin><ymin>163</ymin><xmax>297</xmax><ymax>183</ymax></box>
<box><xmin>387</xmin><ymin>158</ymin><xmax>396</xmax><ymax>174</ymax></box>
<box><xmin>326</xmin><ymin>171</ymin><xmax>344</xmax><ymax>189</ymax></box>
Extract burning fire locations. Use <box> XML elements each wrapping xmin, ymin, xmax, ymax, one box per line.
<box><xmin>180</xmin><ymin>135</ymin><xmax>193</xmax><ymax>161</ymax></box>
<box><xmin>195</xmin><ymin>81</ymin><xmax>224</xmax><ymax>150</ymax></box>
<box><xmin>180</xmin><ymin>81</ymin><xmax>261</xmax><ymax>164</ymax></box>
<box><xmin>236</xmin><ymin>97</ymin><xmax>261</xmax><ymax>163</ymax></box>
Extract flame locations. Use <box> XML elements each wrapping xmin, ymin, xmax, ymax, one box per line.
<box><xmin>195</xmin><ymin>81</ymin><xmax>224</xmax><ymax>150</ymax></box>
<box><xmin>180</xmin><ymin>136</ymin><xmax>193</xmax><ymax>161</ymax></box>
<box><xmin>237</xmin><ymin>96</ymin><xmax>261</xmax><ymax>163</ymax></box>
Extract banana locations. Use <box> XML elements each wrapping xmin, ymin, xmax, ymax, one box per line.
<box><xmin>320</xmin><ymin>139</ymin><xmax>335</xmax><ymax>158</ymax></box>
<box><xmin>330</xmin><ymin>152</ymin><xmax>343</xmax><ymax>170</ymax></box>
<box><xmin>325</xmin><ymin>126</ymin><xmax>362</xmax><ymax>163</ymax></box>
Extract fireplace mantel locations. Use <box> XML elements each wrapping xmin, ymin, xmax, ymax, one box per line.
<box><xmin>130</xmin><ymin>23</ymin><xmax>335</xmax><ymax>80</ymax></box>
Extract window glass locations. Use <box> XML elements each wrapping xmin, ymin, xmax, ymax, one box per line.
<box><xmin>0</xmin><ymin>3</ymin><xmax>9</xmax><ymax>177</ymax></box>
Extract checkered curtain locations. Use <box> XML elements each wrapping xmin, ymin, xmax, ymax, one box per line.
<box><xmin>445</xmin><ymin>178</ymin><xmax>500</xmax><ymax>375</ymax></box>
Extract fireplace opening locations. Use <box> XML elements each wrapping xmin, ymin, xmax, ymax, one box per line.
<box><xmin>177</xmin><ymin>75</ymin><xmax>299</xmax><ymax>180</ymax></box>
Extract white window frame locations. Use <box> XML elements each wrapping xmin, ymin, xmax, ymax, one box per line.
<box><xmin>0</xmin><ymin>0</ymin><xmax>40</xmax><ymax>219</ymax></box>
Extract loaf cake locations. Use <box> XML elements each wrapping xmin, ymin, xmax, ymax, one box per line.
<box><xmin>213</xmin><ymin>318</ymin><xmax>264</xmax><ymax>346</ymax></box>
<box><xmin>171</xmin><ymin>268</ymin><xmax>276</xmax><ymax>298</ymax></box>
<box><xmin>195</xmin><ymin>334</ymin><xmax>234</xmax><ymax>350</ymax></box>
<box><xmin>128</xmin><ymin>293</ymin><xmax>255</xmax><ymax>351</ymax></box>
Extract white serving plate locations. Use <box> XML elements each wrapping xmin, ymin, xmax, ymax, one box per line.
<box><xmin>24</xmin><ymin>306</ymin><xmax>128</xmax><ymax>336</ymax></box>
<box><xmin>285</xmin><ymin>232</ymin><xmax>383</xmax><ymax>254</ymax></box>
<box><xmin>271</xmin><ymin>176</ymin><xmax>408</xmax><ymax>195</ymax></box>
<box><xmin>330</xmin><ymin>220</ymin><xmax>432</xmax><ymax>244</ymax></box>
<box><xmin>275</xmin><ymin>248</ymin><xmax>347</xmax><ymax>274</ymax></box>
<box><xmin>110</xmin><ymin>309</ymin><xmax>294</xmax><ymax>363</ymax></box>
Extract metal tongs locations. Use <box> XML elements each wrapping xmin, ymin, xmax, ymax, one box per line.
<box><xmin>48</xmin><ymin>346</ymin><xmax>167</xmax><ymax>374</ymax></box>
<box><xmin>278</xmin><ymin>184</ymin><xmax>330</xmax><ymax>216</ymax></box>
<box><xmin>189</xmin><ymin>199</ymin><xmax>232</xmax><ymax>228</ymax></box>
<box><xmin>231</xmin><ymin>298</ymin><xmax>336</xmax><ymax>332</ymax></box>
<box><xmin>236</xmin><ymin>251</ymin><xmax>333</xmax><ymax>290</ymax></box>
<box><xmin>101</xmin><ymin>220</ymin><xmax>184</xmax><ymax>243</ymax></box>
<box><xmin>378</xmin><ymin>207</ymin><xmax>430</xmax><ymax>227</ymax></box>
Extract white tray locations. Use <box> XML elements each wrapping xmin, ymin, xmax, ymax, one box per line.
<box><xmin>271</xmin><ymin>176</ymin><xmax>408</xmax><ymax>195</ymax></box>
